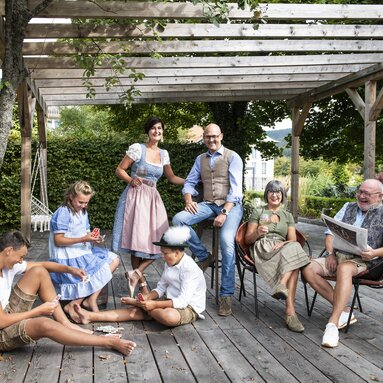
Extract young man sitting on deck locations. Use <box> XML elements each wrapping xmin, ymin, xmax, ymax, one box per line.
<box><xmin>0</xmin><ymin>230</ymin><xmax>136</xmax><ymax>355</ymax></box>
<box><xmin>73</xmin><ymin>226</ymin><xmax>207</xmax><ymax>327</ymax></box>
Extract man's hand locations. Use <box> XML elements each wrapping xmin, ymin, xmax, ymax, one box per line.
<box><xmin>185</xmin><ymin>201</ymin><xmax>198</xmax><ymax>214</ymax></box>
<box><xmin>35</xmin><ymin>301</ymin><xmax>59</xmax><ymax>316</ymax></box>
<box><xmin>214</xmin><ymin>214</ymin><xmax>226</xmax><ymax>227</ymax></box>
<box><xmin>325</xmin><ymin>253</ymin><xmax>337</xmax><ymax>273</ymax></box>
<box><xmin>137</xmin><ymin>300</ymin><xmax>157</xmax><ymax>311</ymax></box>
<box><xmin>360</xmin><ymin>246</ymin><xmax>376</xmax><ymax>261</ymax></box>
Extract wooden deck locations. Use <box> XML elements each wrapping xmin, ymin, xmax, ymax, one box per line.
<box><xmin>1</xmin><ymin>222</ymin><xmax>383</xmax><ymax>383</ymax></box>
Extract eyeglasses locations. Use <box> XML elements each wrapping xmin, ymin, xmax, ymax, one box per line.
<box><xmin>203</xmin><ymin>134</ymin><xmax>221</xmax><ymax>140</ymax></box>
<box><xmin>356</xmin><ymin>189</ymin><xmax>382</xmax><ymax>197</ymax></box>
<box><xmin>268</xmin><ymin>191</ymin><xmax>282</xmax><ymax>196</ymax></box>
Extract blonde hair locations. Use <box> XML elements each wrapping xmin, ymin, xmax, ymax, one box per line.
<box><xmin>62</xmin><ymin>180</ymin><xmax>95</xmax><ymax>213</ymax></box>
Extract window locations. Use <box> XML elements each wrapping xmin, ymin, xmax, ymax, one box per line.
<box><xmin>261</xmin><ymin>162</ymin><xmax>267</xmax><ymax>175</ymax></box>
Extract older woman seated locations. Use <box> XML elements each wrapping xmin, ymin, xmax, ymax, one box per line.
<box><xmin>245</xmin><ymin>180</ymin><xmax>309</xmax><ymax>332</ymax></box>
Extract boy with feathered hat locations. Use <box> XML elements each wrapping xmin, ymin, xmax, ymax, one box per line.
<box><xmin>73</xmin><ymin>226</ymin><xmax>207</xmax><ymax>327</ymax></box>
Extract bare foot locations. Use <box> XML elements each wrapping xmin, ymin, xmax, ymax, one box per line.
<box><xmin>121</xmin><ymin>297</ymin><xmax>138</xmax><ymax>306</ymax></box>
<box><xmin>82</xmin><ymin>298</ymin><xmax>100</xmax><ymax>312</ymax></box>
<box><xmin>111</xmin><ymin>338</ymin><xmax>136</xmax><ymax>356</ymax></box>
<box><xmin>73</xmin><ymin>303</ymin><xmax>92</xmax><ymax>325</ymax></box>
<box><xmin>64</xmin><ymin>302</ymin><xmax>81</xmax><ymax>323</ymax></box>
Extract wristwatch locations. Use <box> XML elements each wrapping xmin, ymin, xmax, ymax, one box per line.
<box><xmin>221</xmin><ymin>208</ymin><xmax>229</xmax><ymax>216</ymax></box>
<box><xmin>323</xmin><ymin>250</ymin><xmax>334</xmax><ymax>257</ymax></box>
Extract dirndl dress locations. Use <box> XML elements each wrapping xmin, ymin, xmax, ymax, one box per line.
<box><xmin>112</xmin><ymin>143</ymin><xmax>169</xmax><ymax>259</ymax></box>
<box><xmin>48</xmin><ymin>206</ymin><xmax>117</xmax><ymax>300</ymax></box>
<box><xmin>251</xmin><ymin>234</ymin><xmax>309</xmax><ymax>289</ymax></box>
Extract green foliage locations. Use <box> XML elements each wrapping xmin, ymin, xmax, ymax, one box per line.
<box><xmin>0</xmin><ymin>135</ymin><xmax>204</xmax><ymax>231</ymax></box>
<box><xmin>207</xmin><ymin>101</ymin><xmax>286</xmax><ymax>160</ymax></box>
<box><xmin>298</xmin><ymin>92</ymin><xmax>383</xmax><ymax>168</ymax></box>
<box><xmin>331</xmin><ymin>162</ymin><xmax>351</xmax><ymax>197</ymax></box>
<box><xmin>0</xmin><ymin>139</ymin><xmax>21</xmax><ymax>231</ymax></box>
<box><xmin>56</xmin><ymin>106</ymin><xmax>111</xmax><ymax>137</ymax></box>
<box><xmin>103</xmin><ymin>103</ymin><xmax>211</xmax><ymax>142</ymax></box>
<box><xmin>274</xmin><ymin>157</ymin><xmax>290</xmax><ymax>177</ymax></box>
<box><xmin>300</xmin><ymin>196</ymin><xmax>353</xmax><ymax>219</ymax></box>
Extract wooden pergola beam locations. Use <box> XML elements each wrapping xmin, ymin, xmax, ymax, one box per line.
<box><xmin>289</xmin><ymin>63</ymin><xmax>383</xmax><ymax>107</ymax></box>
<box><xmin>22</xmin><ymin>39</ymin><xmax>383</xmax><ymax>56</ymax></box>
<box><xmin>24</xmin><ymin>23</ymin><xmax>383</xmax><ymax>39</ymax></box>
<box><xmin>2</xmin><ymin>1</ymin><xmax>383</xmax><ymax>20</ymax></box>
<box><xmin>24</xmin><ymin>53</ymin><xmax>383</xmax><ymax>70</ymax></box>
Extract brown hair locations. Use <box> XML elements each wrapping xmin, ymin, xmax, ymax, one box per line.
<box><xmin>0</xmin><ymin>230</ymin><xmax>30</xmax><ymax>252</ymax></box>
<box><xmin>62</xmin><ymin>180</ymin><xmax>94</xmax><ymax>214</ymax></box>
<box><xmin>143</xmin><ymin>116</ymin><xmax>164</xmax><ymax>134</ymax></box>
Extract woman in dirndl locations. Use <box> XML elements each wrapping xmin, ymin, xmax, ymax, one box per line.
<box><xmin>245</xmin><ymin>180</ymin><xmax>309</xmax><ymax>332</ymax></box>
<box><xmin>112</xmin><ymin>116</ymin><xmax>184</xmax><ymax>297</ymax></box>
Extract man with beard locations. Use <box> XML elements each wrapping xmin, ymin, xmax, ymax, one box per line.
<box><xmin>302</xmin><ymin>179</ymin><xmax>383</xmax><ymax>348</ymax></box>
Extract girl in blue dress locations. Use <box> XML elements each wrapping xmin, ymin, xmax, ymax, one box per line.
<box><xmin>49</xmin><ymin>181</ymin><xmax>119</xmax><ymax>321</ymax></box>
<box><xmin>112</xmin><ymin>116</ymin><xmax>184</xmax><ymax>297</ymax></box>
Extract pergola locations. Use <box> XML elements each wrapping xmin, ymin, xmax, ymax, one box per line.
<box><xmin>1</xmin><ymin>1</ymin><xmax>383</xmax><ymax>238</ymax></box>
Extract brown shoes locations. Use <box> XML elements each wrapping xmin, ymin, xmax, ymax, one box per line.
<box><xmin>272</xmin><ymin>284</ymin><xmax>289</xmax><ymax>300</ymax></box>
<box><xmin>197</xmin><ymin>252</ymin><xmax>214</xmax><ymax>272</ymax></box>
<box><xmin>285</xmin><ymin>315</ymin><xmax>305</xmax><ymax>333</ymax></box>
<box><xmin>218</xmin><ymin>296</ymin><xmax>233</xmax><ymax>316</ymax></box>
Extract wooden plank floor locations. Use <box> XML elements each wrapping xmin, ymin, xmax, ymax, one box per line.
<box><xmin>1</xmin><ymin>222</ymin><xmax>382</xmax><ymax>383</ymax></box>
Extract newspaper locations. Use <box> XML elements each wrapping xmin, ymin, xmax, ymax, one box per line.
<box><xmin>321</xmin><ymin>214</ymin><xmax>368</xmax><ymax>255</ymax></box>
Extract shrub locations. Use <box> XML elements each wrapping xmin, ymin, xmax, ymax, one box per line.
<box><xmin>0</xmin><ymin>136</ymin><xmax>203</xmax><ymax>231</ymax></box>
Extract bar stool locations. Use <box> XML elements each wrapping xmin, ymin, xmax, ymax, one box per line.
<box><xmin>197</xmin><ymin>219</ymin><xmax>220</xmax><ymax>304</ymax></box>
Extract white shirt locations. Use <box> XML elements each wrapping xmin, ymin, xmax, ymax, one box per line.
<box><xmin>154</xmin><ymin>254</ymin><xmax>206</xmax><ymax>318</ymax></box>
<box><xmin>127</xmin><ymin>143</ymin><xmax>170</xmax><ymax>166</ymax></box>
<box><xmin>0</xmin><ymin>261</ymin><xmax>27</xmax><ymax>309</ymax></box>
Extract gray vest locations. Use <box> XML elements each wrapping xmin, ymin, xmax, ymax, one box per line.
<box><xmin>200</xmin><ymin>147</ymin><xmax>233</xmax><ymax>206</ymax></box>
<box><xmin>342</xmin><ymin>202</ymin><xmax>383</xmax><ymax>267</ymax></box>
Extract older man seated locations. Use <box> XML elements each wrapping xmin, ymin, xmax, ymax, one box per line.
<box><xmin>302</xmin><ymin>178</ymin><xmax>383</xmax><ymax>348</ymax></box>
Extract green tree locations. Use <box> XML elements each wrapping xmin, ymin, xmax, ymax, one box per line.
<box><xmin>298</xmin><ymin>92</ymin><xmax>383</xmax><ymax>169</ymax></box>
<box><xmin>0</xmin><ymin>0</ymin><xmax>55</xmax><ymax>172</ymax></box>
<box><xmin>207</xmin><ymin>101</ymin><xmax>286</xmax><ymax>160</ymax></box>
<box><xmin>55</xmin><ymin>106</ymin><xmax>111</xmax><ymax>137</ymax></box>
<box><xmin>103</xmin><ymin>102</ymin><xmax>211</xmax><ymax>142</ymax></box>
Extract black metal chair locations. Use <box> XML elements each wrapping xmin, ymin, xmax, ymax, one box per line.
<box><xmin>303</xmin><ymin>251</ymin><xmax>383</xmax><ymax>332</ymax></box>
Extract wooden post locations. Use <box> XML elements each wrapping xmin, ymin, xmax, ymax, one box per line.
<box><xmin>36</xmin><ymin>104</ymin><xmax>48</xmax><ymax>207</ymax></box>
<box><xmin>18</xmin><ymin>82</ymin><xmax>36</xmax><ymax>240</ymax></box>
<box><xmin>364</xmin><ymin>81</ymin><xmax>376</xmax><ymax>179</ymax></box>
<box><xmin>291</xmin><ymin>108</ymin><xmax>300</xmax><ymax>222</ymax></box>
<box><xmin>290</xmin><ymin>103</ymin><xmax>311</xmax><ymax>222</ymax></box>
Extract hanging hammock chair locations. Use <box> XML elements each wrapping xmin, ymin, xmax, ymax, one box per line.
<box><xmin>31</xmin><ymin>144</ymin><xmax>53</xmax><ymax>232</ymax></box>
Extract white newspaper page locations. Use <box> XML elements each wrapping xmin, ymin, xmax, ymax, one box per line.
<box><xmin>321</xmin><ymin>214</ymin><xmax>368</xmax><ymax>255</ymax></box>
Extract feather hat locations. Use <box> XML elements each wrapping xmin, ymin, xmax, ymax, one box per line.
<box><xmin>152</xmin><ymin>226</ymin><xmax>191</xmax><ymax>248</ymax></box>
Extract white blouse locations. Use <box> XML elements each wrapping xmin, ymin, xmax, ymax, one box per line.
<box><xmin>126</xmin><ymin>143</ymin><xmax>170</xmax><ymax>166</ymax></box>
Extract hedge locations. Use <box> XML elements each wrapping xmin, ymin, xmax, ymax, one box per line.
<box><xmin>0</xmin><ymin>136</ymin><xmax>354</xmax><ymax>232</ymax></box>
<box><xmin>0</xmin><ymin>136</ymin><xmax>204</xmax><ymax>232</ymax></box>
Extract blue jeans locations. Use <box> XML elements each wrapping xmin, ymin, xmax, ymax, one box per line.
<box><xmin>173</xmin><ymin>202</ymin><xmax>243</xmax><ymax>297</ymax></box>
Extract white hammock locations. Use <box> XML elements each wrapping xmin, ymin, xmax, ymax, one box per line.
<box><xmin>31</xmin><ymin>145</ymin><xmax>52</xmax><ymax>232</ymax></box>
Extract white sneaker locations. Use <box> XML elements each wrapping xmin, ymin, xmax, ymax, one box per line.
<box><xmin>338</xmin><ymin>311</ymin><xmax>357</xmax><ymax>330</ymax></box>
<box><xmin>322</xmin><ymin>323</ymin><xmax>339</xmax><ymax>348</ymax></box>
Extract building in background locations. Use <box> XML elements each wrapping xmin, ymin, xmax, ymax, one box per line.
<box><xmin>47</xmin><ymin>106</ymin><xmax>60</xmax><ymax>130</ymax></box>
<box><xmin>244</xmin><ymin>143</ymin><xmax>274</xmax><ymax>191</ymax></box>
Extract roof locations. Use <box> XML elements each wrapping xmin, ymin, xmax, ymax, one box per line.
<box><xmin>1</xmin><ymin>1</ymin><xmax>383</xmax><ymax>112</ymax></box>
